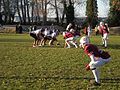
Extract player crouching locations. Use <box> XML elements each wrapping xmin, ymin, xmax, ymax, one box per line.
<box><xmin>30</xmin><ymin>29</ymin><xmax>43</xmax><ymax>47</ymax></box>
<box><xmin>63</xmin><ymin>29</ymin><xmax>78</xmax><ymax>48</ymax></box>
<box><xmin>79</xmin><ymin>36</ymin><xmax>111</xmax><ymax>86</ymax></box>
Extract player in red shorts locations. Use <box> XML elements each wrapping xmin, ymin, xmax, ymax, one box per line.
<box><xmin>79</xmin><ymin>36</ymin><xmax>111</xmax><ymax>86</ymax></box>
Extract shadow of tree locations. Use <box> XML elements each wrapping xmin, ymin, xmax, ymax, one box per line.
<box><xmin>0</xmin><ymin>76</ymin><xmax>120</xmax><ymax>84</ymax></box>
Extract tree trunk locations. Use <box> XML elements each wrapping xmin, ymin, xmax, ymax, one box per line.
<box><xmin>61</xmin><ymin>0</ymin><xmax>67</xmax><ymax>24</ymax></box>
<box><xmin>0</xmin><ymin>0</ymin><xmax>3</xmax><ymax>25</ymax></box>
<box><xmin>42</xmin><ymin>0</ymin><xmax>47</xmax><ymax>25</ymax></box>
<box><xmin>20</xmin><ymin>0</ymin><xmax>26</xmax><ymax>24</ymax></box>
<box><xmin>16</xmin><ymin>0</ymin><xmax>22</xmax><ymax>23</ymax></box>
<box><xmin>0</xmin><ymin>0</ymin><xmax>1</xmax><ymax>11</ymax></box>
<box><xmin>6</xmin><ymin>0</ymin><xmax>11</xmax><ymax>23</ymax></box>
<box><xmin>54</xmin><ymin>0</ymin><xmax>59</xmax><ymax>24</ymax></box>
<box><xmin>31</xmin><ymin>1</ymin><xmax>34</xmax><ymax>24</ymax></box>
<box><xmin>2</xmin><ymin>0</ymin><xmax>7</xmax><ymax>24</ymax></box>
<box><xmin>23</xmin><ymin>0</ymin><xmax>27</xmax><ymax>24</ymax></box>
<box><xmin>35</xmin><ymin>0</ymin><xmax>40</xmax><ymax>24</ymax></box>
<box><xmin>26</xmin><ymin>0</ymin><xmax>30</xmax><ymax>24</ymax></box>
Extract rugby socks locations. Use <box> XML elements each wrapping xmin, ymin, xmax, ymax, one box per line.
<box><xmin>92</xmin><ymin>69</ymin><xmax>100</xmax><ymax>83</ymax></box>
<box><xmin>66</xmin><ymin>41</ymin><xmax>70</xmax><ymax>48</ymax></box>
<box><xmin>104</xmin><ymin>39</ymin><xmax>107</xmax><ymax>48</ymax></box>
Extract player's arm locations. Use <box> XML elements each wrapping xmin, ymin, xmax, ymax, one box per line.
<box><xmin>89</xmin><ymin>54</ymin><xmax>95</xmax><ymax>62</ymax></box>
<box><xmin>85</xmin><ymin>54</ymin><xmax>95</xmax><ymax>71</ymax></box>
<box><xmin>85</xmin><ymin>46</ymin><xmax>95</xmax><ymax>62</ymax></box>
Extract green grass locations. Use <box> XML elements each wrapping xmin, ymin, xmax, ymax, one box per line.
<box><xmin>0</xmin><ymin>33</ymin><xmax>120</xmax><ymax>90</ymax></box>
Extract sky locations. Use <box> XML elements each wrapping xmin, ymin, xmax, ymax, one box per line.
<box><xmin>97</xmin><ymin>0</ymin><xmax>110</xmax><ymax>17</ymax></box>
<box><xmin>75</xmin><ymin>0</ymin><xmax>110</xmax><ymax>17</ymax></box>
<box><xmin>47</xmin><ymin>0</ymin><xmax>110</xmax><ymax>18</ymax></box>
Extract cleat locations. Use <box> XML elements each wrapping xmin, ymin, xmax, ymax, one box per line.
<box><xmin>90</xmin><ymin>80</ymin><xmax>101</xmax><ymax>86</ymax></box>
<box><xmin>102</xmin><ymin>44</ymin><xmax>104</xmax><ymax>47</ymax></box>
<box><xmin>33</xmin><ymin>45</ymin><xmax>36</xmax><ymax>47</ymax></box>
<box><xmin>104</xmin><ymin>47</ymin><xmax>107</xmax><ymax>48</ymax></box>
<box><xmin>56</xmin><ymin>43</ymin><xmax>60</xmax><ymax>45</ymax></box>
<box><xmin>38</xmin><ymin>44</ymin><xmax>42</xmax><ymax>47</ymax></box>
<box><xmin>93</xmin><ymin>82</ymin><xmax>101</xmax><ymax>86</ymax></box>
<box><xmin>66</xmin><ymin>47</ymin><xmax>70</xmax><ymax>48</ymax></box>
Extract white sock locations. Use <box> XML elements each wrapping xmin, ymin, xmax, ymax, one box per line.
<box><xmin>102</xmin><ymin>38</ymin><xmax>105</xmax><ymax>45</ymax></box>
<box><xmin>71</xmin><ymin>41</ymin><xmax>78</xmax><ymax>48</ymax></box>
<box><xmin>92</xmin><ymin>69</ymin><xmax>100</xmax><ymax>83</ymax></box>
<box><xmin>104</xmin><ymin>39</ymin><xmax>107</xmax><ymax>47</ymax></box>
<box><xmin>66</xmin><ymin>41</ymin><xmax>70</xmax><ymax>48</ymax></box>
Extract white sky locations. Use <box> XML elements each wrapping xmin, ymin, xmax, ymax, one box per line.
<box><xmin>75</xmin><ymin>0</ymin><xmax>110</xmax><ymax>17</ymax></box>
<box><xmin>47</xmin><ymin>0</ymin><xmax>110</xmax><ymax>18</ymax></box>
<box><xmin>97</xmin><ymin>0</ymin><xmax>110</xmax><ymax>17</ymax></box>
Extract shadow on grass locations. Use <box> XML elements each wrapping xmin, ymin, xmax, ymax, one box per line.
<box><xmin>0</xmin><ymin>39</ymin><xmax>32</xmax><ymax>42</ymax></box>
<box><xmin>108</xmin><ymin>44</ymin><xmax>120</xmax><ymax>49</ymax></box>
<box><xmin>97</xmin><ymin>44</ymin><xmax>120</xmax><ymax>49</ymax></box>
<box><xmin>0</xmin><ymin>76</ymin><xmax>120</xmax><ymax>84</ymax></box>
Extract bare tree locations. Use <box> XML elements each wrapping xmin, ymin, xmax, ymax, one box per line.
<box><xmin>2</xmin><ymin>0</ymin><xmax>7</xmax><ymax>23</ymax></box>
<box><xmin>35</xmin><ymin>0</ymin><xmax>40</xmax><ymax>23</ymax></box>
<box><xmin>0</xmin><ymin>0</ymin><xmax>87</xmax><ymax>25</ymax></box>
<box><xmin>26</xmin><ymin>0</ymin><xmax>30</xmax><ymax>24</ymax></box>
<box><xmin>41</xmin><ymin>0</ymin><xmax>47</xmax><ymax>25</ymax></box>
<box><xmin>31</xmin><ymin>0</ymin><xmax>35</xmax><ymax>24</ymax></box>
<box><xmin>20</xmin><ymin>0</ymin><xmax>26</xmax><ymax>24</ymax></box>
<box><xmin>16</xmin><ymin>0</ymin><xmax>22</xmax><ymax>23</ymax></box>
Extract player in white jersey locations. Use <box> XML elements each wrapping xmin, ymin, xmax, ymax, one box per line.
<box><xmin>30</xmin><ymin>29</ymin><xmax>43</xmax><ymax>47</ymax></box>
<box><xmin>48</xmin><ymin>29</ymin><xmax>60</xmax><ymax>46</ymax></box>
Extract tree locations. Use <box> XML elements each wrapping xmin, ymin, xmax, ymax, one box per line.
<box><xmin>26</xmin><ymin>0</ymin><xmax>30</xmax><ymax>24</ymax></box>
<box><xmin>2</xmin><ymin>0</ymin><xmax>15</xmax><ymax>24</ymax></box>
<box><xmin>108</xmin><ymin>0</ymin><xmax>120</xmax><ymax>26</ymax></box>
<box><xmin>86</xmin><ymin>0</ymin><xmax>98</xmax><ymax>27</ymax></box>
<box><xmin>66</xmin><ymin>0</ymin><xmax>74</xmax><ymax>24</ymax></box>
<box><xmin>42</xmin><ymin>0</ymin><xmax>47</xmax><ymax>25</ymax></box>
<box><xmin>0</xmin><ymin>0</ymin><xmax>3</xmax><ymax>25</ymax></box>
<box><xmin>48</xmin><ymin>0</ymin><xmax>61</xmax><ymax>24</ymax></box>
<box><xmin>31</xmin><ymin>0</ymin><xmax>35</xmax><ymax>24</ymax></box>
<box><xmin>16</xmin><ymin>0</ymin><xmax>22</xmax><ymax>23</ymax></box>
<box><xmin>60</xmin><ymin>0</ymin><xmax>66</xmax><ymax>25</ymax></box>
<box><xmin>54</xmin><ymin>0</ymin><xmax>59</xmax><ymax>24</ymax></box>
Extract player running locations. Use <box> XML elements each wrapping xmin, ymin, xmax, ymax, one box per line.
<box><xmin>98</xmin><ymin>22</ymin><xmax>109</xmax><ymax>48</ymax></box>
<box><xmin>79</xmin><ymin>36</ymin><xmax>111</xmax><ymax>86</ymax></box>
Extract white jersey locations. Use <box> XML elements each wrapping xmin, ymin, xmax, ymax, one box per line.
<box><xmin>51</xmin><ymin>32</ymin><xmax>56</xmax><ymax>38</ymax></box>
<box><xmin>87</xmin><ymin>26</ymin><xmax>92</xmax><ymax>32</ymax></box>
<box><xmin>44</xmin><ymin>29</ymin><xmax>50</xmax><ymax>36</ymax></box>
<box><xmin>31</xmin><ymin>29</ymin><xmax>41</xmax><ymax>35</ymax></box>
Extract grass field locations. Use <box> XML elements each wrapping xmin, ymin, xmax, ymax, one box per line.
<box><xmin>0</xmin><ymin>33</ymin><xmax>120</xmax><ymax>90</ymax></box>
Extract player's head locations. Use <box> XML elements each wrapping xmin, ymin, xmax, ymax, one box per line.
<box><xmin>70</xmin><ymin>28</ymin><xmax>74</xmax><ymax>33</ymax></box>
<box><xmin>100</xmin><ymin>22</ymin><xmax>104</xmax><ymax>26</ymax></box>
<box><xmin>69</xmin><ymin>23</ymin><xmax>72</xmax><ymax>26</ymax></box>
<box><xmin>79</xmin><ymin>36</ymin><xmax>89</xmax><ymax>48</ymax></box>
<box><xmin>105</xmin><ymin>23</ymin><xmax>108</xmax><ymax>26</ymax></box>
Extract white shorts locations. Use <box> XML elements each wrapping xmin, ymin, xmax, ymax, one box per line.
<box><xmin>89</xmin><ymin>57</ymin><xmax>111</xmax><ymax>69</ymax></box>
<box><xmin>103</xmin><ymin>33</ymin><xmax>108</xmax><ymax>39</ymax></box>
<box><xmin>65</xmin><ymin>37</ymin><xmax>75</xmax><ymax>42</ymax></box>
<box><xmin>87</xmin><ymin>31</ymin><xmax>91</xmax><ymax>37</ymax></box>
